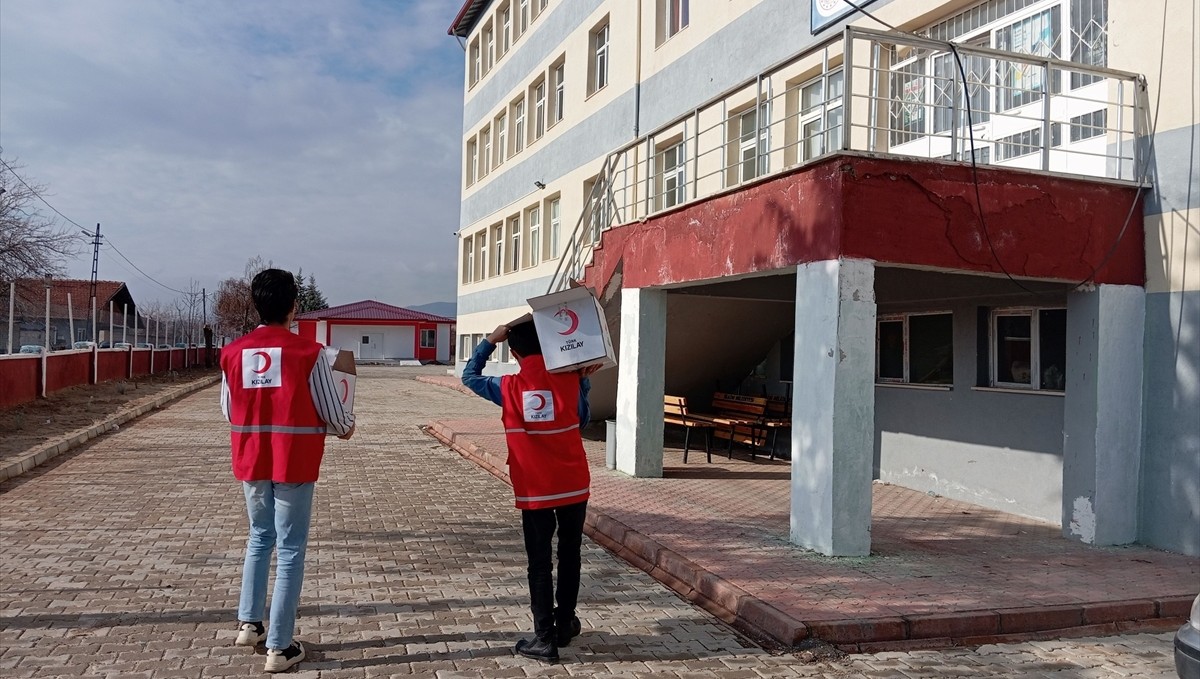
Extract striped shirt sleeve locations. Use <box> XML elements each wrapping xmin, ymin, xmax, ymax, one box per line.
<box><xmin>220</xmin><ymin>373</ymin><xmax>231</xmax><ymax>422</ymax></box>
<box><xmin>309</xmin><ymin>350</ymin><xmax>355</xmax><ymax>435</ymax></box>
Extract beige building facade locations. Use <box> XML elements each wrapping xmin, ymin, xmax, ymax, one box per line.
<box><xmin>448</xmin><ymin>0</ymin><xmax>1198</xmax><ymax>557</ymax></box>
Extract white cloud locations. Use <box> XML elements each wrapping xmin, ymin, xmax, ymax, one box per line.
<box><xmin>0</xmin><ymin>0</ymin><xmax>465</xmax><ymax>310</ymax></box>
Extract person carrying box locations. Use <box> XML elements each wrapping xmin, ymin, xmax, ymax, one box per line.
<box><xmin>461</xmin><ymin>320</ymin><xmax>600</xmax><ymax>663</ymax></box>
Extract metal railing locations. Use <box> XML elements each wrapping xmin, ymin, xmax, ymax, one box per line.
<box><xmin>548</xmin><ymin>25</ymin><xmax>1147</xmax><ymax>293</ymax></box>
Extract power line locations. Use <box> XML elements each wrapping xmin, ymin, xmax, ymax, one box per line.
<box><xmin>104</xmin><ymin>238</ymin><xmax>195</xmax><ymax>296</ymax></box>
<box><xmin>0</xmin><ymin>156</ymin><xmax>90</xmax><ymax>233</ymax></box>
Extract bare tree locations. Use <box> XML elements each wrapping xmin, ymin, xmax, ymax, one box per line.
<box><xmin>214</xmin><ymin>257</ymin><xmax>272</xmax><ymax>338</ymax></box>
<box><xmin>0</xmin><ymin>155</ymin><xmax>81</xmax><ymax>282</ymax></box>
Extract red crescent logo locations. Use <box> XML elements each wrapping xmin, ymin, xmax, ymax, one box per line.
<box><xmin>555</xmin><ymin>308</ymin><xmax>580</xmax><ymax>336</ymax></box>
<box><xmin>532</xmin><ymin>393</ymin><xmax>547</xmax><ymax>410</ymax></box>
<box><xmin>339</xmin><ymin>378</ymin><xmax>349</xmax><ymax>403</ymax></box>
<box><xmin>252</xmin><ymin>350</ymin><xmax>272</xmax><ymax>374</ymax></box>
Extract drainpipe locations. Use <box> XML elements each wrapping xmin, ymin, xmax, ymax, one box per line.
<box><xmin>633</xmin><ymin>0</ymin><xmax>643</xmax><ymax>137</ymax></box>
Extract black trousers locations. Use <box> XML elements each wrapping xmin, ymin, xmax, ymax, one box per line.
<box><xmin>520</xmin><ymin>500</ymin><xmax>587</xmax><ymax>641</ymax></box>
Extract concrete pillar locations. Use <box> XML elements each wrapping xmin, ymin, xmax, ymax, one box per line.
<box><xmin>1063</xmin><ymin>284</ymin><xmax>1145</xmax><ymax>546</ymax></box>
<box><xmin>615</xmin><ymin>286</ymin><xmax>666</xmax><ymax>478</ymax></box>
<box><xmin>790</xmin><ymin>259</ymin><xmax>875</xmax><ymax>556</ymax></box>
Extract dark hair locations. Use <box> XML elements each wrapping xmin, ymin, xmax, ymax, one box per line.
<box><xmin>507</xmin><ymin>320</ymin><xmax>542</xmax><ymax>357</ymax></box>
<box><xmin>251</xmin><ymin>269</ymin><xmax>298</xmax><ymax>325</ymax></box>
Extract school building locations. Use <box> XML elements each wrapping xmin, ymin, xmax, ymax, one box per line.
<box><xmin>446</xmin><ymin>0</ymin><xmax>1198</xmax><ymax>557</ymax></box>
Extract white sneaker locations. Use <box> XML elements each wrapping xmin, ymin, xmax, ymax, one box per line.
<box><xmin>265</xmin><ymin>641</ymin><xmax>305</xmax><ymax>673</ymax></box>
<box><xmin>235</xmin><ymin>622</ymin><xmax>266</xmax><ymax>647</ymax></box>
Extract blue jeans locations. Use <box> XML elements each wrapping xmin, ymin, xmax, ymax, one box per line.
<box><xmin>237</xmin><ymin>481</ymin><xmax>315</xmax><ymax>650</ymax></box>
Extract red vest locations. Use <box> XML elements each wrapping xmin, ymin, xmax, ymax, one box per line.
<box><xmin>501</xmin><ymin>355</ymin><xmax>591</xmax><ymax>510</ymax></box>
<box><xmin>221</xmin><ymin>326</ymin><xmax>326</xmax><ymax>483</ymax></box>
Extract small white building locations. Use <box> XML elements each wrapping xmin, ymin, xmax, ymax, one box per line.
<box><xmin>296</xmin><ymin>300</ymin><xmax>455</xmax><ymax>363</ymax></box>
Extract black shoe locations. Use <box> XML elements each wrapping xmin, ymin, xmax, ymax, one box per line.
<box><xmin>515</xmin><ymin>636</ymin><xmax>559</xmax><ymax>663</ymax></box>
<box><xmin>555</xmin><ymin>615</ymin><xmax>581</xmax><ymax>647</ymax></box>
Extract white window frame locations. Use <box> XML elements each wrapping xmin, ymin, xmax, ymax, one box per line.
<box><xmin>527</xmin><ymin>205</ymin><xmax>541</xmax><ymax>267</ymax></box>
<box><xmin>469</xmin><ymin>40</ymin><xmax>481</xmax><ymax>86</ymax></box>
<box><xmin>508</xmin><ymin>215</ymin><xmax>521</xmax><ymax>273</ymax></box>
<box><xmin>500</xmin><ymin>4</ymin><xmax>512</xmax><ymax>56</ymax></box>
<box><xmin>533</xmin><ymin>80</ymin><xmax>547</xmax><ymax>140</ymax></box>
<box><xmin>875</xmin><ymin>311</ymin><xmax>954</xmax><ymax>385</ymax></box>
<box><xmin>491</xmin><ymin>223</ymin><xmax>504</xmax><ymax>277</ymax></box>
<box><xmin>465</xmin><ymin>138</ymin><xmax>477</xmax><ymax>186</ymax></box>
<box><xmin>799</xmin><ymin>69</ymin><xmax>844</xmax><ymax>161</ymax></box>
<box><xmin>495</xmin><ymin>112</ymin><xmax>508</xmax><ymax>166</ymax></box>
<box><xmin>462</xmin><ymin>235</ymin><xmax>474</xmax><ymax>284</ymax></box>
<box><xmin>591</xmin><ymin>23</ymin><xmax>609</xmax><ymax>94</ymax></box>
<box><xmin>548</xmin><ymin>197</ymin><xmax>561</xmax><ymax>260</ymax></box>
<box><xmin>480</xmin><ymin>126</ymin><xmax>492</xmax><ymax>177</ymax></box>
<box><xmin>989</xmin><ymin>306</ymin><xmax>1067</xmax><ymax>391</ymax></box>
<box><xmin>482</xmin><ymin>23</ymin><xmax>494</xmax><ymax>74</ymax></box>
<box><xmin>553</xmin><ymin>62</ymin><xmax>565</xmax><ymax>123</ymax></box>
<box><xmin>658</xmin><ymin>0</ymin><xmax>689</xmax><ymax>44</ymax></box>
<box><xmin>518</xmin><ymin>0</ymin><xmax>530</xmax><ymax>37</ymax></box>
<box><xmin>420</xmin><ymin>328</ymin><xmax>437</xmax><ymax>349</ymax></box>
<box><xmin>656</xmin><ymin>141</ymin><xmax>687</xmax><ymax>210</ymax></box>
<box><xmin>737</xmin><ymin>101</ymin><xmax>770</xmax><ymax>183</ymax></box>
<box><xmin>512</xmin><ymin>98</ymin><xmax>525</xmax><ymax>154</ymax></box>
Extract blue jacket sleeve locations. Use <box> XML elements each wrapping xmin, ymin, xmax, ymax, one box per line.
<box><xmin>461</xmin><ymin>340</ymin><xmax>503</xmax><ymax>407</ymax></box>
<box><xmin>578</xmin><ymin>377</ymin><xmax>591</xmax><ymax>429</ymax></box>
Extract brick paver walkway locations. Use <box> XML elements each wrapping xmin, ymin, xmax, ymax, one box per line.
<box><xmin>0</xmin><ymin>366</ymin><xmax>1184</xmax><ymax>677</ymax></box>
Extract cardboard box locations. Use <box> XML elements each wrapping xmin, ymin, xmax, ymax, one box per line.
<box><xmin>323</xmin><ymin>347</ymin><xmax>357</xmax><ymax>417</ymax></box>
<box><xmin>525</xmin><ymin>286</ymin><xmax>616</xmax><ymax>373</ymax></box>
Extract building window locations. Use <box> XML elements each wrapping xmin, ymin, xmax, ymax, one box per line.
<box><xmin>589</xmin><ymin>21</ymin><xmax>609</xmax><ymax>95</ymax></box>
<box><xmin>655</xmin><ymin>140</ymin><xmax>686</xmax><ymax>210</ymax></box>
<box><xmin>547</xmin><ymin>197</ymin><xmax>560</xmax><ymax>260</ymax></box>
<box><xmin>465</xmin><ymin>138</ymin><xmax>477</xmax><ymax>186</ymax></box>
<box><xmin>469</xmin><ymin>39</ymin><xmax>480</xmax><ymax>86</ymax></box>
<box><xmin>527</xmin><ymin>205</ymin><xmax>541</xmax><ymax>267</ymax></box>
<box><xmin>990</xmin><ymin>308</ymin><xmax>1067</xmax><ymax>390</ymax></box>
<box><xmin>462</xmin><ymin>235</ymin><xmax>473</xmax><ymax>284</ymax></box>
<box><xmin>473</xmin><ymin>230</ymin><xmax>487</xmax><ymax>280</ymax></box>
<box><xmin>1069</xmin><ymin>109</ymin><xmax>1106</xmax><ymax>142</ymax></box>
<box><xmin>508</xmin><ymin>215</ymin><xmax>521</xmax><ymax>273</ymax></box>
<box><xmin>512</xmin><ymin>98</ymin><xmax>525</xmax><ymax>154</ymax></box>
<box><xmin>361</xmin><ymin>335</ymin><xmax>371</xmax><ymax>345</ymax></box>
<box><xmin>876</xmin><ymin>313</ymin><xmax>954</xmax><ymax>385</ymax></box>
<box><xmin>499</xmin><ymin>3</ymin><xmax>512</xmax><ymax>56</ymax></box>
<box><xmin>518</xmin><ymin>0</ymin><xmax>530</xmax><ymax>38</ymax></box>
<box><xmin>533</xmin><ymin>79</ymin><xmax>547</xmax><ymax>140</ymax></box>
<box><xmin>552</xmin><ymin>60</ymin><xmax>565</xmax><ymax>123</ymax></box>
<box><xmin>996</xmin><ymin>8</ymin><xmax>1062</xmax><ymax>111</ymax></box>
<box><xmin>799</xmin><ymin>70</ymin><xmax>844</xmax><ymax>161</ymax></box>
<box><xmin>496</xmin><ymin>112</ymin><xmax>508</xmax><ymax>166</ymax></box>
<box><xmin>656</xmin><ymin>0</ymin><xmax>689</xmax><ymax>45</ymax></box>
<box><xmin>459</xmin><ymin>334</ymin><xmax>471</xmax><ymax>360</ymax></box>
<box><xmin>995</xmin><ymin>125</ymin><xmax>1061</xmax><ymax>161</ymax></box>
<box><xmin>480</xmin><ymin>126</ymin><xmax>492</xmax><ymax>177</ymax></box>
<box><xmin>482</xmin><ymin>23</ymin><xmax>494</xmax><ymax>74</ymax></box>
<box><xmin>491</xmin><ymin>223</ymin><xmax>504</xmax><ymax>277</ymax></box>
<box><xmin>1070</xmin><ymin>0</ymin><xmax>1107</xmax><ymax>88</ymax></box>
<box><xmin>420</xmin><ymin>328</ymin><xmax>436</xmax><ymax>349</ymax></box>
<box><xmin>735</xmin><ymin>102</ymin><xmax>770</xmax><ymax>183</ymax></box>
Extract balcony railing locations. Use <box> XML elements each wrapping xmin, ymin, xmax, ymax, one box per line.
<box><xmin>549</xmin><ymin>25</ymin><xmax>1147</xmax><ymax>293</ymax></box>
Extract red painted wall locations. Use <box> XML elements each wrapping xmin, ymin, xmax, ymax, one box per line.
<box><xmin>151</xmin><ymin>349</ymin><xmax>171</xmax><ymax>374</ymax></box>
<box><xmin>131</xmin><ymin>349</ymin><xmax>152</xmax><ymax>377</ymax></box>
<box><xmin>583</xmin><ymin>155</ymin><xmax>1144</xmax><ymax>292</ymax></box>
<box><xmin>0</xmin><ymin>357</ymin><xmax>41</xmax><ymax>408</ymax></box>
<box><xmin>96</xmin><ymin>350</ymin><xmax>127</xmax><ymax>384</ymax></box>
<box><xmin>45</xmin><ymin>351</ymin><xmax>92</xmax><ymax>395</ymax></box>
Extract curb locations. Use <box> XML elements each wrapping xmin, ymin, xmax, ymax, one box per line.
<box><xmin>414</xmin><ymin>375</ymin><xmax>474</xmax><ymax>397</ymax></box>
<box><xmin>424</xmin><ymin>418</ymin><xmax>1193</xmax><ymax>652</ymax></box>
<box><xmin>0</xmin><ymin>375</ymin><xmax>221</xmax><ymax>484</ymax></box>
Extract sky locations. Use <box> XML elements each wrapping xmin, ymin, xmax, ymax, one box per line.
<box><xmin>0</xmin><ymin>0</ymin><xmax>466</xmax><ymax>311</ymax></box>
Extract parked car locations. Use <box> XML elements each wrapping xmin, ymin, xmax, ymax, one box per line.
<box><xmin>72</xmin><ymin>341</ymin><xmax>96</xmax><ymax>350</ymax></box>
<box><xmin>136</xmin><ymin>342</ymin><xmax>153</xmax><ymax>349</ymax></box>
<box><xmin>18</xmin><ymin>345</ymin><xmax>44</xmax><ymax>354</ymax></box>
<box><xmin>174</xmin><ymin>342</ymin><xmax>187</xmax><ymax>348</ymax></box>
<box><xmin>157</xmin><ymin>343</ymin><xmax>171</xmax><ymax>349</ymax></box>
<box><xmin>1177</xmin><ymin>594</ymin><xmax>1200</xmax><ymax>679</ymax></box>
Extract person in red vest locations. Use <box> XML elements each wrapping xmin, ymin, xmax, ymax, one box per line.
<box><xmin>462</xmin><ymin>320</ymin><xmax>599</xmax><ymax>663</ymax></box>
<box><xmin>219</xmin><ymin>269</ymin><xmax>355</xmax><ymax>674</ymax></box>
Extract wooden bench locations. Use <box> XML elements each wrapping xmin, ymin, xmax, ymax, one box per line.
<box><xmin>663</xmin><ymin>395</ymin><xmax>717</xmax><ymax>463</ymax></box>
<box><xmin>707</xmin><ymin>392</ymin><xmax>769</xmax><ymax>460</ymax></box>
<box><xmin>760</xmin><ymin>395</ymin><xmax>792</xmax><ymax>460</ymax></box>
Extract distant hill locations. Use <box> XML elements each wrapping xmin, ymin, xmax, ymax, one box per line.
<box><xmin>410</xmin><ymin>301</ymin><xmax>456</xmax><ymax>319</ymax></box>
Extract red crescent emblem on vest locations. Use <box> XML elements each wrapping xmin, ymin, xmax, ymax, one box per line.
<box><xmin>252</xmin><ymin>350</ymin><xmax>272</xmax><ymax>374</ymax></box>
<box><xmin>339</xmin><ymin>378</ymin><xmax>349</xmax><ymax>403</ymax></box>
<box><xmin>555</xmin><ymin>308</ymin><xmax>580</xmax><ymax>335</ymax></box>
<box><xmin>531</xmin><ymin>393</ymin><xmax>547</xmax><ymax>410</ymax></box>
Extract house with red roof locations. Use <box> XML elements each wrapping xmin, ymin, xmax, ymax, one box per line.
<box><xmin>2</xmin><ymin>278</ymin><xmax>140</xmax><ymax>350</ymax></box>
<box><xmin>295</xmin><ymin>300</ymin><xmax>456</xmax><ymax>363</ymax></box>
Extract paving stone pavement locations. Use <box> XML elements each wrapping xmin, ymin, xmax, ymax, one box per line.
<box><xmin>0</xmin><ymin>366</ymin><xmax>1182</xmax><ymax>678</ymax></box>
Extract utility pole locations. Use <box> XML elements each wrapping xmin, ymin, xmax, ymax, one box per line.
<box><xmin>86</xmin><ymin>224</ymin><xmax>102</xmax><ymax>342</ymax></box>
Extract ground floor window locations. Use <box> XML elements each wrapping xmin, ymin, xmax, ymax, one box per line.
<box><xmin>990</xmin><ymin>307</ymin><xmax>1066</xmax><ymax>390</ymax></box>
<box><xmin>420</xmin><ymin>328</ymin><xmax>436</xmax><ymax>349</ymax></box>
<box><xmin>876</xmin><ymin>312</ymin><xmax>954</xmax><ymax>385</ymax></box>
